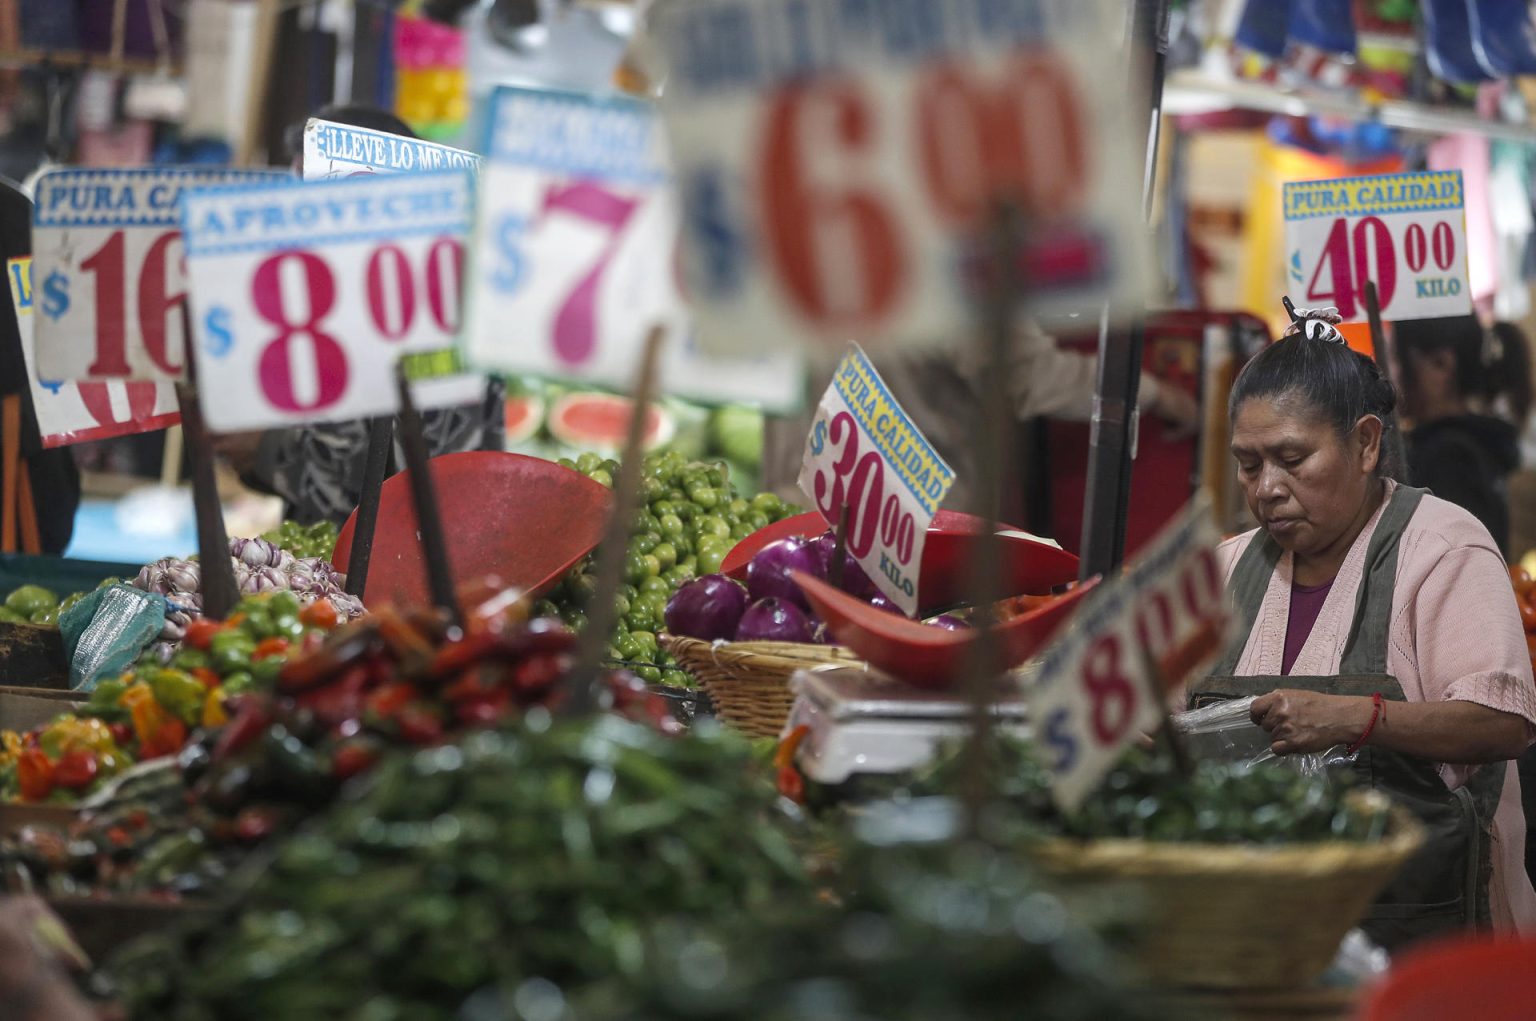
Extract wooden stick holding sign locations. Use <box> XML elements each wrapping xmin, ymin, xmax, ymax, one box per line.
<box><xmin>392</xmin><ymin>366</ymin><xmax>461</xmax><ymax>630</ymax></box>
<box><xmin>1363</xmin><ymin>281</ymin><xmax>1410</xmax><ymax>479</ymax></box>
<box><xmin>345</xmin><ymin>416</ymin><xmax>395</xmax><ymax>598</ymax></box>
<box><xmin>569</xmin><ymin>325</ymin><xmax>666</xmax><ymax>714</ymax></box>
<box><xmin>177</xmin><ymin>309</ymin><xmax>239</xmax><ymax>621</ymax></box>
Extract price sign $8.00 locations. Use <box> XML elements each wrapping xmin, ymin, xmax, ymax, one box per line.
<box><xmin>797</xmin><ymin>346</ymin><xmax>955</xmax><ymax>617</ymax></box>
<box><xmin>1030</xmin><ymin>505</ymin><xmax>1228</xmax><ymax>811</ymax></box>
<box><xmin>181</xmin><ymin>170</ymin><xmax>484</xmax><ymax>433</ymax></box>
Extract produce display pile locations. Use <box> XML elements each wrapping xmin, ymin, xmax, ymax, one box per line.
<box><xmin>0</xmin><ymin>581</ymin><xmax>108</xmax><ymax>627</ymax></box>
<box><xmin>538</xmin><ymin>451</ymin><xmax>798</xmax><ymax>685</ymax></box>
<box><xmin>3</xmin><ymin>598</ymin><xmax>674</xmax><ymax>897</ymax></box>
<box><xmin>0</xmin><ymin>592</ymin><xmax>342</xmax><ymax>805</ymax></box>
<box><xmin>260</xmin><ymin>520</ymin><xmax>340</xmax><ymax>562</ymax></box>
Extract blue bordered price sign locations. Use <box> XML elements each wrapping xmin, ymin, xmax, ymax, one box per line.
<box><xmin>8</xmin><ymin>257</ymin><xmax>178</xmax><ymax>446</ymax></box>
<box><xmin>179</xmin><ymin>170</ymin><xmax>484</xmax><ymax>432</ymax></box>
<box><xmin>1284</xmin><ymin>170</ymin><xmax>1471</xmax><ymax>323</ymax></box>
<box><xmin>464</xmin><ymin>85</ymin><xmax>803</xmax><ymax>410</ymax></box>
<box><xmin>32</xmin><ymin>167</ymin><xmax>287</xmax><ymax>383</ymax></box>
<box><xmin>302</xmin><ymin>118</ymin><xmax>481</xmax><ymax>180</ymax></box>
<box><xmin>797</xmin><ymin>345</ymin><xmax>955</xmax><ymax>616</ymax></box>
<box><xmin>1028</xmin><ymin>502</ymin><xmax>1229</xmax><ymax>811</ymax></box>
<box><xmin>650</xmin><ymin>0</ymin><xmax>1150</xmax><ymax>355</ymax></box>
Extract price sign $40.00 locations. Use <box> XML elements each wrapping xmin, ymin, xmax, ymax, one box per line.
<box><xmin>181</xmin><ymin>171</ymin><xmax>484</xmax><ymax>433</ymax></box>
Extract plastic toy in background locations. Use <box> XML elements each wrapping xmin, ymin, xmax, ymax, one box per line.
<box><xmin>394</xmin><ymin>13</ymin><xmax>469</xmax><ymax>141</ymax></box>
<box><xmin>1422</xmin><ymin>0</ymin><xmax>1494</xmax><ymax>84</ymax></box>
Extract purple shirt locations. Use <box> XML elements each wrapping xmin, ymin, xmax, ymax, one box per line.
<box><xmin>1282</xmin><ymin>579</ymin><xmax>1334</xmax><ymax>676</ymax></box>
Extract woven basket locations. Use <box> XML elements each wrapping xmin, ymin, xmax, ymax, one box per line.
<box><xmin>1030</xmin><ymin>804</ymin><xmax>1424</xmax><ymax>990</ymax></box>
<box><xmin>663</xmin><ymin>635</ymin><xmax>862</xmax><ymax>738</ymax></box>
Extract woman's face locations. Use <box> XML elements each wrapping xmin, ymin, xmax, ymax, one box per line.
<box><xmin>1230</xmin><ymin>394</ymin><xmax>1381</xmax><ymax>557</ymax></box>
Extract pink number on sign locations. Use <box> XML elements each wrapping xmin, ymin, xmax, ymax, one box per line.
<box><xmin>138</xmin><ymin>231</ymin><xmax>186</xmax><ymax>374</ymax></box>
<box><xmin>1351</xmin><ymin>216</ymin><xmax>1395</xmax><ymax>310</ymax></box>
<box><xmin>812</xmin><ymin>410</ymin><xmax>860</xmax><ymax>521</ymax></box>
<box><xmin>80</xmin><ymin>231</ymin><xmax>130</xmax><ymax>377</ymax></box>
<box><xmin>845</xmin><ymin>449</ymin><xmax>885</xmax><ymax>560</ymax></box>
<box><xmin>251</xmin><ymin>250</ymin><xmax>348</xmax><ymax>412</ymax></box>
<box><xmin>540</xmin><ymin>182</ymin><xmax>640</xmax><ymax>367</ymax></box>
<box><xmin>1404</xmin><ymin>223</ymin><xmax>1427</xmax><ymax>273</ymax></box>
<box><xmin>80</xmin><ymin>229</ymin><xmax>187</xmax><ymax>377</ymax></box>
<box><xmin>77</xmin><ymin>381</ymin><xmax>159</xmax><ymax>428</ymax></box>
<box><xmin>1432</xmin><ymin>222</ymin><xmax>1455</xmax><ymax>271</ymax></box>
<box><xmin>425</xmin><ymin>237</ymin><xmax>464</xmax><ymax>333</ymax></box>
<box><xmin>1306</xmin><ymin>218</ymin><xmax>1355</xmax><ymax>320</ymax></box>
<box><xmin>365</xmin><ymin>244</ymin><xmax>416</xmax><ymax>341</ymax></box>
<box><xmin>1083</xmin><ymin>632</ymin><xmax>1138</xmax><ymax>745</ymax></box>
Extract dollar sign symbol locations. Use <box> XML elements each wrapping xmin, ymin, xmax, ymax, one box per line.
<box><xmin>41</xmin><ymin>270</ymin><xmax>70</xmax><ymax>322</ymax></box>
<box><xmin>204</xmin><ymin>306</ymin><xmax>234</xmax><ymax>357</ymax></box>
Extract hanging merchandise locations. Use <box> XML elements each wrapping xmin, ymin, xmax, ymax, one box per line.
<box><xmin>1422</xmin><ymin>0</ymin><xmax>1495</xmax><ymax>84</ymax></box>
<box><xmin>1467</xmin><ymin>0</ymin><xmax>1536</xmax><ymax>76</ymax></box>
<box><xmin>1428</xmin><ymin>133</ymin><xmax>1497</xmax><ymax>306</ymax></box>
<box><xmin>394</xmin><ymin>13</ymin><xmax>470</xmax><ymax>141</ymax></box>
<box><xmin>1291</xmin><ymin>0</ymin><xmax>1358</xmax><ymax>55</ymax></box>
<box><xmin>1234</xmin><ymin>0</ymin><xmax>1292</xmax><ymax>59</ymax></box>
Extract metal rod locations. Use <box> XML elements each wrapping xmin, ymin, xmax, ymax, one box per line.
<box><xmin>345</xmin><ymin>415</ymin><xmax>394</xmax><ymax>598</ymax></box>
<box><xmin>1363</xmin><ymin>281</ymin><xmax>1408</xmax><ymax>481</ymax></box>
<box><xmin>176</xmin><ymin>327</ymin><xmax>239</xmax><ymax>620</ymax></box>
<box><xmin>393</xmin><ymin>365</ymin><xmax>461</xmax><ymax>628</ymax></box>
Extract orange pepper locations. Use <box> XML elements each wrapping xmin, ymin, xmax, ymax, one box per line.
<box><xmin>131</xmin><ymin>697</ymin><xmax>188</xmax><ymax>759</ymax></box>
<box><xmin>201</xmin><ymin>689</ymin><xmax>229</xmax><ymax>729</ymax></box>
<box><xmin>184</xmin><ymin>618</ymin><xmax>225</xmax><ymax>651</ymax></box>
<box><xmin>191</xmin><ymin>667</ymin><xmax>220</xmax><ymax>691</ymax></box>
<box><xmin>17</xmin><ymin>747</ymin><xmax>54</xmax><ymax>801</ymax></box>
<box><xmin>775</xmin><ymin>725</ymin><xmax>810</xmax><ymax>770</ymax></box>
<box><xmin>299</xmin><ymin>600</ymin><xmax>339</xmax><ymax>630</ymax></box>
<box><xmin>252</xmin><ymin>637</ymin><xmax>291</xmax><ymax>661</ymax></box>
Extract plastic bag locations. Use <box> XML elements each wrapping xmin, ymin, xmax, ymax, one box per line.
<box><xmin>58</xmin><ymin>584</ymin><xmax>167</xmax><ymax>693</ymax></box>
<box><xmin>1173</xmin><ymin>695</ymin><xmax>1357</xmax><ymax>778</ymax></box>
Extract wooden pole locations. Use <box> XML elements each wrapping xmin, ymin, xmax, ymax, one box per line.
<box><xmin>392</xmin><ymin>366</ymin><xmax>461</xmax><ymax>628</ymax></box>
<box><xmin>344</xmin><ymin>415</ymin><xmax>394</xmax><ymax>598</ymax></box>
<box><xmin>1363</xmin><ymin>281</ymin><xmax>1408</xmax><ymax>479</ymax></box>
<box><xmin>176</xmin><ymin>330</ymin><xmax>239</xmax><ymax>619</ymax></box>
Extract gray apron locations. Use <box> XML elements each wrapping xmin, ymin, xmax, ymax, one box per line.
<box><xmin>1191</xmin><ymin>485</ymin><xmax>1503</xmax><ymax>951</ymax></box>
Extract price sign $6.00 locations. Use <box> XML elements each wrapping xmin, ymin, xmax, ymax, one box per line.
<box><xmin>798</xmin><ymin>346</ymin><xmax>955</xmax><ymax>617</ymax></box>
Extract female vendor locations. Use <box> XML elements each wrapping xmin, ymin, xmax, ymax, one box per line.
<box><xmin>1196</xmin><ymin>308</ymin><xmax>1536</xmax><ymax>948</ymax></box>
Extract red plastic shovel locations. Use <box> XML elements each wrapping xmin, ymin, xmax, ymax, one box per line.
<box><xmin>331</xmin><ymin>451</ymin><xmax>613</xmax><ymax>610</ymax></box>
<box><xmin>724</xmin><ymin>509</ymin><xmax>1081</xmax><ymax>613</ymax></box>
<box><xmin>795</xmin><ymin>571</ymin><xmax>1100</xmax><ymax>689</ymax></box>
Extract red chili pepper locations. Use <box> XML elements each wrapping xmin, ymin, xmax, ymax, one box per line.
<box><xmin>296</xmin><ymin>665</ymin><xmax>370</xmax><ymax>728</ymax></box>
<box><xmin>108</xmin><ymin>722</ymin><xmax>134</xmax><ymax>748</ymax></box>
<box><xmin>140</xmin><ymin>717</ymin><xmax>188</xmax><ymax>760</ymax></box>
<box><xmin>184</xmin><ymin>618</ymin><xmax>224</xmax><ymax>651</ymax></box>
<box><xmin>454</xmin><ymin>690</ymin><xmax>513</xmax><ymax>727</ymax></box>
<box><xmin>365</xmin><ymin>682</ymin><xmax>417</xmax><ymax>721</ymax></box>
<box><xmin>331</xmin><ymin>740</ymin><xmax>379</xmax><ymax>781</ymax></box>
<box><xmin>252</xmin><ymin>637</ymin><xmax>291</xmax><ymax>662</ymax></box>
<box><xmin>511</xmin><ymin>653</ymin><xmax>568</xmax><ymax>695</ymax></box>
<box><xmin>299</xmin><ymin>599</ymin><xmax>340</xmax><ymax>630</ymax></box>
<box><xmin>17</xmin><ymin>748</ymin><xmax>54</xmax><ymax>802</ymax></box>
<box><xmin>774</xmin><ymin>725</ymin><xmax>810</xmax><ymax>770</ymax></box>
<box><xmin>776</xmin><ymin>764</ymin><xmax>805</xmax><ymax>803</ymax></box>
<box><xmin>53</xmin><ymin>749</ymin><xmax>99</xmax><ymax>790</ymax></box>
<box><xmin>395</xmin><ymin>704</ymin><xmax>444</xmax><ymax>745</ymax></box>
<box><xmin>191</xmin><ymin>667</ymin><xmax>220</xmax><ymax>691</ymax></box>
<box><xmin>106</xmin><ymin>826</ymin><xmax>132</xmax><ymax>848</ymax></box>
<box><xmin>233</xmin><ymin>805</ymin><xmax>283</xmax><ymax>844</ymax></box>
<box><xmin>212</xmin><ymin>697</ymin><xmax>275</xmax><ymax>762</ymax></box>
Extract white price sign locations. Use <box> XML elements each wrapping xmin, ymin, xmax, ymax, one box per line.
<box><xmin>1029</xmin><ymin>503</ymin><xmax>1228</xmax><ymax>811</ymax></box>
<box><xmin>32</xmin><ymin>167</ymin><xmax>288</xmax><ymax>383</ymax></box>
<box><xmin>8</xmin><ymin>257</ymin><xmax>178</xmax><ymax>446</ymax></box>
<box><xmin>302</xmin><ymin>118</ymin><xmax>481</xmax><ymax>180</ymax></box>
<box><xmin>1284</xmin><ymin>170</ymin><xmax>1470</xmax><ymax>322</ymax></box>
<box><xmin>651</xmin><ymin>0</ymin><xmax>1150</xmax><ymax>356</ymax></box>
<box><xmin>180</xmin><ymin>171</ymin><xmax>485</xmax><ymax>432</ymax></box>
<box><xmin>466</xmin><ymin>85</ymin><xmax>803</xmax><ymax>410</ymax></box>
<box><xmin>796</xmin><ymin>346</ymin><xmax>954</xmax><ymax>616</ymax></box>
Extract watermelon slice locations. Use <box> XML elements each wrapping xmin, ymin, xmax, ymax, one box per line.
<box><xmin>547</xmin><ymin>392</ymin><xmax>676</xmax><ymax>453</ymax></box>
<box><xmin>504</xmin><ymin>393</ymin><xmax>545</xmax><ymax>446</ymax></box>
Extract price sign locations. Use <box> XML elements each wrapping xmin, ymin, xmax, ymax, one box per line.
<box><xmin>32</xmin><ymin>167</ymin><xmax>288</xmax><ymax>383</ymax></box>
<box><xmin>1029</xmin><ymin>502</ymin><xmax>1228</xmax><ymax>811</ymax></box>
<box><xmin>650</xmin><ymin>0</ymin><xmax>1150</xmax><ymax>355</ymax></box>
<box><xmin>796</xmin><ymin>346</ymin><xmax>954</xmax><ymax>616</ymax></box>
<box><xmin>302</xmin><ymin>118</ymin><xmax>481</xmax><ymax>180</ymax></box>
<box><xmin>180</xmin><ymin>170</ymin><xmax>485</xmax><ymax>432</ymax></box>
<box><xmin>465</xmin><ymin>85</ymin><xmax>802</xmax><ymax>410</ymax></box>
<box><xmin>1284</xmin><ymin>170</ymin><xmax>1470</xmax><ymax>322</ymax></box>
<box><xmin>7</xmin><ymin>257</ymin><xmax>179</xmax><ymax>446</ymax></box>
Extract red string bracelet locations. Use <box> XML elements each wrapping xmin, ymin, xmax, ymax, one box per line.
<box><xmin>1346</xmin><ymin>692</ymin><xmax>1384</xmax><ymax>755</ymax></box>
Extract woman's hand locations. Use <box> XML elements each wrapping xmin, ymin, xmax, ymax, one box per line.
<box><xmin>1250</xmin><ymin>689</ymin><xmax>1375</xmax><ymax>756</ymax></box>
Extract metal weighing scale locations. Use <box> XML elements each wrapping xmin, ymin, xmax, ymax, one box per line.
<box><xmin>785</xmin><ymin>664</ymin><xmax>1033</xmax><ymax>785</ymax></box>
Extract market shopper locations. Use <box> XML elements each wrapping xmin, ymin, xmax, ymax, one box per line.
<box><xmin>1196</xmin><ymin>314</ymin><xmax>1536</xmax><ymax>948</ymax></box>
<box><xmin>1393</xmin><ymin>315</ymin><xmax>1530</xmax><ymax>559</ymax></box>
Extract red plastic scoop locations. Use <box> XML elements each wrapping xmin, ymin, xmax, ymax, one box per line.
<box><xmin>332</xmin><ymin>451</ymin><xmax>612</xmax><ymax>610</ymax></box>
<box><xmin>724</xmin><ymin>509</ymin><xmax>1080</xmax><ymax>614</ymax></box>
<box><xmin>795</xmin><ymin>571</ymin><xmax>1099</xmax><ymax>689</ymax></box>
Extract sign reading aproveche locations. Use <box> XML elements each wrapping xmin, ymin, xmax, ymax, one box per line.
<box><xmin>650</xmin><ymin>0</ymin><xmax>1150</xmax><ymax>356</ymax></box>
<box><xmin>180</xmin><ymin>170</ymin><xmax>483</xmax><ymax>432</ymax></box>
<box><xmin>302</xmin><ymin>118</ymin><xmax>481</xmax><ymax>180</ymax></box>
<box><xmin>1284</xmin><ymin>170</ymin><xmax>1471</xmax><ymax>323</ymax></box>
<box><xmin>32</xmin><ymin>167</ymin><xmax>287</xmax><ymax>383</ymax></box>
<box><xmin>465</xmin><ymin>85</ymin><xmax>802</xmax><ymax>410</ymax></box>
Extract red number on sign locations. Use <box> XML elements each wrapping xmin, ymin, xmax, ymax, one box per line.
<box><xmin>1306</xmin><ymin>218</ymin><xmax>1355</xmax><ymax>320</ymax></box>
<box><xmin>813</xmin><ymin>411</ymin><xmax>860</xmax><ymax>522</ymax></box>
<box><xmin>365</xmin><ymin>244</ymin><xmax>415</xmax><ymax>341</ymax></box>
<box><xmin>137</xmin><ymin>231</ymin><xmax>185</xmax><ymax>375</ymax></box>
<box><xmin>810</xmin><ymin>410</ymin><xmax>921</xmax><ymax>568</ymax></box>
<box><xmin>1181</xmin><ymin>548</ymin><xmax>1223</xmax><ymax>621</ymax></box>
<box><xmin>1135</xmin><ymin>590</ymin><xmax>1176</xmax><ymax>660</ymax></box>
<box><xmin>1404</xmin><ymin>223</ymin><xmax>1427</xmax><ymax>273</ymax></box>
<box><xmin>76</xmin><ymin>381</ymin><xmax>160</xmax><ymax>429</ymax></box>
<box><xmin>80</xmin><ymin>231</ymin><xmax>130</xmax><ymax>376</ymax></box>
<box><xmin>1432</xmin><ymin>221</ymin><xmax>1455</xmax><ymax>271</ymax></box>
<box><xmin>762</xmin><ymin>80</ymin><xmax>905</xmax><ymax>330</ymax></box>
<box><xmin>1351</xmin><ymin>216</ymin><xmax>1395</xmax><ymax>311</ymax></box>
<box><xmin>251</xmin><ymin>250</ymin><xmax>348</xmax><ymax>412</ymax></box>
<box><xmin>1083</xmin><ymin>632</ymin><xmax>1138</xmax><ymax>745</ymax></box>
<box><xmin>845</xmin><ymin>449</ymin><xmax>885</xmax><ymax>560</ymax></box>
<box><xmin>425</xmin><ymin>237</ymin><xmax>464</xmax><ymax>333</ymax></box>
<box><xmin>540</xmin><ymin>183</ymin><xmax>639</xmax><ymax>367</ymax></box>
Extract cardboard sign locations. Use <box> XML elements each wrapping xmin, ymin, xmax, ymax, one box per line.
<box><xmin>465</xmin><ymin>85</ymin><xmax>802</xmax><ymax>410</ymax></box>
<box><xmin>31</xmin><ymin>167</ymin><xmax>288</xmax><ymax>383</ymax></box>
<box><xmin>8</xmin><ymin>257</ymin><xmax>178</xmax><ymax>447</ymax></box>
<box><xmin>180</xmin><ymin>171</ymin><xmax>485</xmax><ymax>432</ymax></box>
<box><xmin>649</xmin><ymin>0</ymin><xmax>1150</xmax><ymax>356</ymax></box>
<box><xmin>1284</xmin><ymin>170</ymin><xmax>1471</xmax><ymax>323</ymax></box>
<box><xmin>1028</xmin><ymin>502</ymin><xmax>1228</xmax><ymax>810</ymax></box>
<box><xmin>302</xmin><ymin>118</ymin><xmax>481</xmax><ymax>180</ymax></box>
<box><xmin>796</xmin><ymin>346</ymin><xmax>954</xmax><ymax>616</ymax></box>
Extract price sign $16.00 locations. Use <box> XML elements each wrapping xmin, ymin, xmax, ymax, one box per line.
<box><xmin>181</xmin><ymin>170</ymin><xmax>484</xmax><ymax>433</ymax></box>
<box><xmin>797</xmin><ymin>346</ymin><xmax>955</xmax><ymax>617</ymax></box>
<box><xmin>1028</xmin><ymin>503</ymin><xmax>1228</xmax><ymax>811</ymax></box>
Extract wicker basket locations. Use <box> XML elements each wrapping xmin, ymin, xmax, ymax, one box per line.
<box><xmin>663</xmin><ymin>635</ymin><xmax>862</xmax><ymax>738</ymax></box>
<box><xmin>1030</xmin><ymin>805</ymin><xmax>1424</xmax><ymax>990</ymax></box>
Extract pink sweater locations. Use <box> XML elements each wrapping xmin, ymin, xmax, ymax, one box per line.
<box><xmin>1217</xmin><ymin>481</ymin><xmax>1536</xmax><ymax>933</ymax></box>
